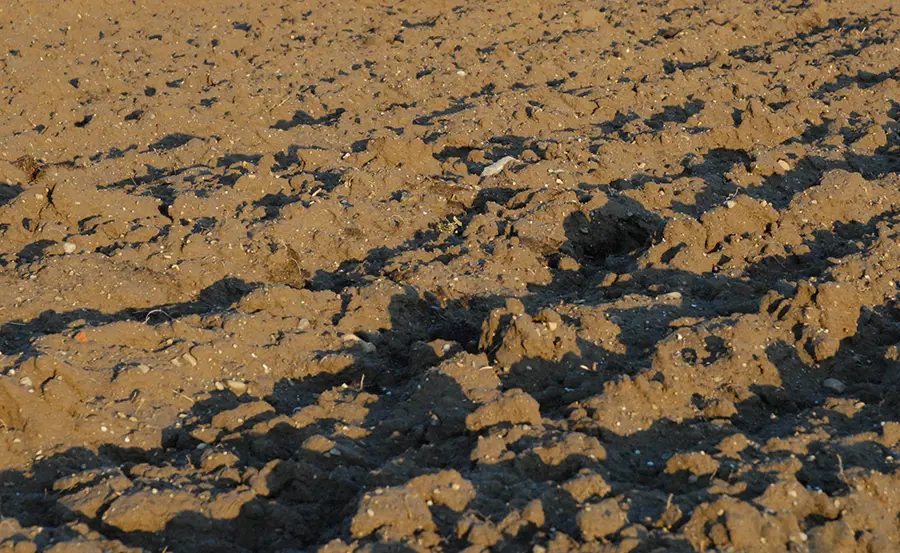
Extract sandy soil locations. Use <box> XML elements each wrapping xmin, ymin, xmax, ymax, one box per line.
<box><xmin>1</xmin><ymin>0</ymin><xmax>900</xmax><ymax>551</ymax></box>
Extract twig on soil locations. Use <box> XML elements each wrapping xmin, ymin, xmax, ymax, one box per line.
<box><xmin>142</xmin><ymin>309</ymin><xmax>173</xmax><ymax>324</ymax></box>
<box><xmin>172</xmin><ymin>389</ymin><xmax>195</xmax><ymax>404</ymax></box>
<box><xmin>267</xmin><ymin>93</ymin><xmax>291</xmax><ymax>114</ymax></box>
<box><xmin>837</xmin><ymin>453</ymin><xmax>847</xmax><ymax>484</ymax></box>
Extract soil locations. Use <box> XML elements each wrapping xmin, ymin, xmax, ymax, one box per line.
<box><xmin>1</xmin><ymin>0</ymin><xmax>900</xmax><ymax>552</ymax></box>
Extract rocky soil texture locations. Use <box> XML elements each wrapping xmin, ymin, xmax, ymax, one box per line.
<box><xmin>2</xmin><ymin>0</ymin><xmax>900</xmax><ymax>551</ymax></box>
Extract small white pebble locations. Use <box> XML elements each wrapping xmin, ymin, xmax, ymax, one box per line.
<box><xmin>226</xmin><ymin>379</ymin><xmax>248</xmax><ymax>394</ymax></box>
<box><xmin>480</xmin><ymin>156</ymin><xmax>517</xmax><ymax>178</ymax></box>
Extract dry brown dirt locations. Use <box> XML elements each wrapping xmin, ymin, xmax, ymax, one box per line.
<box><xmin>1</xmin><ymin>0</ymin><xmax>900</xmax><ymax>551</ymax></box>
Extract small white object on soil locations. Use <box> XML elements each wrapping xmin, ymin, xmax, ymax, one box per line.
<box><xmin>226</xmin><ymin>379</ymin><xmax>248</xmax><ymax>394</ymax></box>
<box><xmin>822</xmin><ymin>378</ymin><xmax>846</xmax><ymax>393</ymax></box>
<box><xmin>777</xmin><ymin>159</ymin><xmax>791</xmax><ymax>171</ymax></box>
<box><xmin>62</xmin><ymin>242</ymin><xmax>77</xmax><ymax>254</ymax></box>
<box><xmin>480</xmin><ymin>156</ymin><xmax>517</xmax><ymax>178</ymax></box>
<box><xmin>725</xmin><ymin>200</ymin><xmax>737</xmax><ymax>209</ymax></box>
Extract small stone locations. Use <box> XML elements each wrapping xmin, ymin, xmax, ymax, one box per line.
<box><xmin>62</xmin><ymin>242</ymin><xmax>77</xmax><ymax>254</ymax></box>
<box><xmin>393</xmin><ymin>190</ymin><xmax>413</xmax><ymax>202</ymax></box>
<box><xmin>215</xmin><ymin>381</ymin><xmax>225</xmax><ymax>391</ymax></box>
<box><xmin>137</xmin><ymin>364</ymin><xmax>151</xmax><ymax>374</ymax></box>
<box><xmin>480</xmin><ymin>156</ymin><xmax>517</xmax><ymax>178</ymax></box>
<box><xmin>359</xmin><ymin>340</ymin><xmax>376</xmax><ymax>354</ymax></box>
<box><xmin>182</xmin><ymin>353</ymin><xmax>198</xmax><ymax>367</ymax></box>
<box><xmin>19</xmin><ymin>376</ymin><xmax>33</xmax><ymax>388</ymax></box>
<box><xmin>725</xmin><ymin>200</ymin><xmax>737</xmax><ymax>209</ymax></box>
<box><xmin>822</xmin><ymin>378</ymin><xmax>846</xmax><ymax>393</ymax></box>
<box><xmin>225</xmin><ymin>379</ymin><xmax>248</xmax><ymax>394</ymax></box>
<box><xmin>343</xmin><ymin>333</ymin><xmax>376</xmax><ymax>353</ymax></box>
<box><xmin>777</xmin><ymin>159</ymin><xmax>791</xmax><ymax>171</ymax></box>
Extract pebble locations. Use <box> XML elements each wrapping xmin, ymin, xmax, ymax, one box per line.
<box><xmin>137</xmin><ymin>364</ymin><xmax>151</xmax><ymax>374</ymax></box>
<box><xmin>359</xmin><ymin>340</ymin><xmax>376</xmax><ymax>354</ymax></box>
<box><xmin>182</xmin><ymin>353</ymin><xmax>198</xmax><ymax>367</ymax></box>
<box><xmin>225</xmin><ymin>379</ymin><xmax>248</xmax><ymax>394</ymax></box>
<box><xmin>822</xmin><ymin>378</ymin><xmax>846</xmax><ymax>393</ymax></box>
<box><xmin>725</xmin><ymin>200</ymin><xmax>737</xmax><ymax>209</ymax></box>
<box><xmin>394</xmin><ymin>190</ymin><xmax>413</xmax><ymax>202</ymax></box>
<box><xmin>343</xmin><ymin>333</ymin><xmax>377</xmax><ymax>353</ymax></box>
<box><xmin>777</xmin><ymin>159</ymin><xmax>791</xmax><ymax>171</ymax></box>
<box><xmin>19</xmin><ymin>376</ymin><xmax>32</xmax><ymax>388</ymax></box>
<box><xmin>62</xmin><ymin>242</ymin><xmax>77</xmax><ymax>254</ymax></box>
<box><xmin>480</xmin><ymin>156</ymin><xmax>517</xmax><ymax>178</ymax></box>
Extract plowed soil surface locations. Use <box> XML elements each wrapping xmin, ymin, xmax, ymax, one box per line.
<box><xmin>2</xmin><ymin>0</ymin><xmax>900</xmax><ymax>551</ymax></box>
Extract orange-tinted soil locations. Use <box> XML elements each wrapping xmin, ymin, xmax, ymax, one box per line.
<box><xmin>2</xmin><ymin>0</ymin><xmax>900</xmax><ymax>551</ymax></box>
